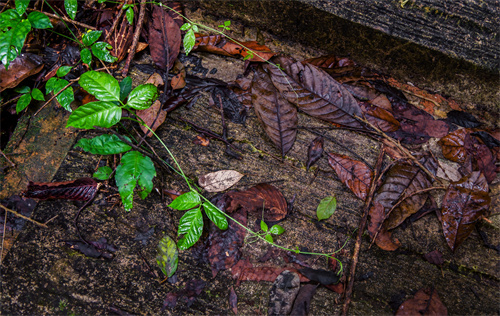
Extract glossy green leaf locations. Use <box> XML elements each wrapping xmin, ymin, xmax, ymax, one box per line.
<box><xmin>54</xmin><ymin>79</ymin><xmax>73</xmax><ymax>112</ymax></box>
<box><xmin>260</xmin><ymin>220</ymin><xmax>268</xmax><ymax>232</ymax></box>
<box><xmin>125</xmin><ymin>7</ymin><xmax>134</xmax><ymax>25</ymax></box>
<box><xmin>126</xmin><ymin>84</ymin><xmax>158</xmax><ymax>110</ymax></box>
<box><xmin>119</xmin><ymin>77</ymin><xmax>132</xmax><ymax>101</ymax></box>
<box><xmin>168</xmin><ymin>191</ymin><xmax>200</xmax><ymax>211</ymax></box>
<box><xmin>183</xmin><ymin>28</ymin><xmax>195</xmax><ymax>55</ymax></box>
<box><xmin>75</xmin><ymin>134</ymin><xmax>132</xmax><ymax>155</ymax></box>
<box><xmin>269</xmin><ymin>224</ymin><xmax>285</xmax><ymax>235</ymax></box>
<box><xmin>203</xmin><ymin>202</ymin><xmax>228</xmax><ymax>230</ymax></box>
<box><xmin>265</xmin><ymin>234</ymin><xmax>274</xmax><ymax>243</ymax></box>
<box><xmin>16</xmin><ymin>93</ymin><xmax>31</xmax><ymax>113</ymax></box>
<box><xmin>177</xmin><ymin>208</ymin><xmax>203</xmax><ymax>250</ymax></box>
<box><xmin>46</xmin><ymin>77</ymin><xmax>58</xmax><ymax>94</ymax></box>
<box><xmin>14</xmin><ymin>85</ymin><xmax>30</xmax><ymax>93</ymax></box>
<box><xmin>91</xmin><ymin>41</ymin><xmax>117</xmax><ymax>63</ymax></box>
<box><xmin>115</xmin><ymin>151</ymin><xmax>156</xmax><ymax>211</ymax></box>
<box><xmin>15</xmin><ymin>0</ymin><xmax>30</xmax><ymax>15</ymax></box>
<box><xmin>0</xmin><ymin>18</ymin><xmax>31</xmax><ymax>68</ymax></box>
<box><xmin>66</xmin><ymin>101</ymin><xmax>121</xmax><ymax>129</ymax></box>
<box><xmin>180</xmin><ymin>23</ymin><xmax>191</xmax><ymax>31</ymax></box>
<box><xmin>82</xmin><ymin>30</ymin><xmax>102</xmax><ymax>46</ymax></box>
<box><xmin>64</xmin><ymin>0</ymin><xmax>77</xmax><ymax>20</ymax></box>
<box><xmin>156</xmin><ymin>234</ymin><xmax>178</xmax><ymax>277</ymax></box>
<box><xmin>93</xmin><ymin>166</ymin><xmax>113</xmax><ymax>180</ymax></box>
<box><xmin>31</xmin><ymin>88</ymin><xmax>44</xmax><ymax>101</ymax></box>
<box><xmin>0</xmin><ymin>10</ymin><xmax>21</xmax><ymax>30</ymax></box>
<box><xmin>57</xmin><ymin>66</ymin><xmax>72</xmax><ymax>77</ymax></box>
<box><xmin>79</xmin><ymin>71</ymin><xmax>120</xmax><ymax>102</ymax></box>
<box><xmin>80</xmin><ymin>48</ymin><xmax>92</xmax><ymax>65</ymax></box>
<box><xmin>316</xmin><ymin>196</ymin><xmax>337</xmax><ymax>221</ymax></box>
<box><xmin>27</xmin><ymin>11</ymin><xmax>52</xmax><ymax>29</ymax></box>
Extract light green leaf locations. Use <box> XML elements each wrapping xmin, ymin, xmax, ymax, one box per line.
<box><xmin>27</xmin><ymin>11</ymin><xmax>52</xmax><ymax>29</ymax></box>
<box><xmin>168</xmin><ymin>191</ymin><xmax>200</xmax><ymax>211</ymax></box>
<box><xmin>79</xmin><ymin>71</ymin><xmax>120</xmax><ymax>102</ymax></box>
<box><xmin>180</xmin><ymin>23</ymin><xmax>191</xmax><ymax>31</ymax></box>
<box><xmin>80</xmin><ymin>48</ymin><xmax>92</xmax><ymax>65</ymax></box>
<box><xmin>183</xmin><ymin>28</ymin><xmax>195</xmax><ymax>55</ymax></box>
<box><xmin>64</xmin><ymin>0</ymin><xmax>77</xmax><ymax>20</ymax></box>
<box><xmin>91</xmin><ymin>41</ymin><xmax>117</xmax><ymax>63</ymax></box>
<box><xmin>16</xmin><ymin>93</ymin><xmax>31</xmax><ymax>113</ymax></box>
<box><xmin>156</xmin><ymin>234</ymin><xmax>178</xmax><ymax>277</ymax></box>
<box><xmin>203</xmin><ymin>202</ymin><xmax>228</xmax><ymax>230</ymax></box>
<box><xmin>0</xmin><ymin>18</ymin><xmax>31</xmax><ymax>68</ymax></box>
<box><xmin>125</xmin><ymin>7</ymin><xmax>134</xmax><ymax>25</ymax></box>
<box><xmin>15</xmin><ymin>0</ymin><xmax>30</xmax><ymax>15</ymax></box>
<box><xmin>66</xmin><ymin>101</ymin><xmax>121</xmax><ymax>129</ymax></box>
<box><xmin>57</xmin><ymin>65</ymin><xmax>72</xmax><ymax>77</ymax></box>
<box><xmin>14</xmin><ymin>85</ymin><xmax>30</xmax><ymax>93</ymax></box>
<box><xmin>46</xmin><ymin>77</ymin><xmax>58</xmax><ymax>94</ymax></box>
<box><xmin>126</xmin><ymin>84</ymin><xmax>158</xmax><ymax>110</ymax></box>
<box><xmin>93</xmin><ymin>166</ymin><xmax>113</xmax><ymax>180</ymax></box>
<box><xmin>177</xmin><ymin>208</ymin><xmax>203</xmax><ymax>250</ymax></box>
<box><xmin>316</xmin><ymin>196</ymin><xmax>337</xmax><ymax>221</ymax></box>
<box><xmin>75</xmin><ymin>134</ymin><xmax>132</xmax><ymax>155</ymax></box>
<box><xmin>269</xmin><ymin>224</ymin><xmax>285</xmax><ymax>235</ymax></box>
<box><xmin>31</xmin><ymin>88</ymin><xmax>44</xmax><ymax>101</ymax></box>
<box><xmin>260</xmin><ymin>220</ymin><xmax>268</xmax><ymax>232</ymax></box>
<box><xmin>82</xmin><ymin>30</ymin><xmax>102</xmax><ymax>46</ymax></box>
<box><xmin>0</xmin><ymin>10</ymin><xmax>21</xmax><ymax>30</ymax></box>
<box><xmin>119</xmin><ymin>77</ymin><xmax>132</xmax><ymax>101</ymax></box>
<box><xmin>265</xmin><ymin>234</ymin><xmax>274</xmax><ymax>243</ymax></box>
<box><xmin>54</xmin><ymin>79</ymin><xmax>74</xmax><ymax>112</ymax></box>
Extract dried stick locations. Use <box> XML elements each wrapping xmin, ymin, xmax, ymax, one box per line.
<box><xmin>121</xmin><ymin>0</ymin><xmax>146</xmax><ymax>76</ymax></box>
<box><xmin>0</xmin><ymin>209</ymin><xmax>8</xmax><ymax>264</ymax></box>
<box><xmin>104</xmin><ymin>4</ymin><xmax>126</xmax><ymax>41</ymax></box>
<box><xmin>0</xmin><ymin>149</ymin><xmax>15</xmax><ymax>167</ymax></box>
<box><xmin>0</xmin><ymin>204</ymin><xmax>48</xmax><ymax>229</ymax></box>
<box><xmin>342</xmin><ymin>147</ymin><xmax>385</xmax><ymax>316</ymax></box>
<box><xmin>27</xmin><ymin>8</ymin><xmax>97</xmax><ymax>30</ymax></box>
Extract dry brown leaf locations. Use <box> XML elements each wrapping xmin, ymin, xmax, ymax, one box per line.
<box><xmin>136</xmin><ymin>100</ymin><xmax>167</xmax><ymax>137</ymax></box>
<box><xmin>199</xmin><ymin>170</ymin><xmax>244</xmax><ymax>192</ymax></box>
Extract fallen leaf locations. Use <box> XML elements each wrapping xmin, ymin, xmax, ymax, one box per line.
<box><xmin>148</xmin><ymin>5</ymin><xmax>181</xmax><ymax>70</ymax></box>
<box><xmin>212</xmin><ymin>86</ymin><xmax>247</xmax><ymax>124</ymax></box>
<box><xmin>439</xmin><ymin>128</ymin><xmax>473</xmax><ymax>163</ymax></box>
<box><xmin>268</xmin><ymin>270</ymin><xmax>301</xmax><ymax>316</ymax></box>
<box><xmin>327</xmin><ymin>153</ymin><xmax>373</xmax><ymax>200</ymax></box>
<box><xmin>360</xmin><ymin>102</ymin><xmax>400</xmax><ymax>132</ymax></box>
<box><xmin>424</xmin><ymin>250</ymin><xmax>444</xmax><ymax>266</ymax></box>
<box><xmin>396</xmin><ymin>288</ymin><xmax>448</xmax><ymax>316</ymax></box>
<box><xmin>367</xmin><ymin>202</ymin><xmax>400</xmax><ymax>251</ymax></box>
<box><xmin>24</xmin><ymin>178</ymin><xmax>98</xmax><ymax>201</ymax></box>
<box><xmin>0</xmin><ymin>53</ymin><xmax>44</xmax><ymax>92</ymax></box>
<box><xmin>105</xmin><ymin>9</ymin><xmax>134</xmax><ymax>63</ymax></box>
<box><xmin>290</xmin><ymin>284</ymin><xmax>319</xmax><ymax>316</ymax></box>
<box><xmin>472</xmin><ymin>144</ymin><xmax>497</xmax><ymax>183</ymax></box>
<box><xmin>192</xmin><ymin>134</ymin><xmax>209</xmax><ymax>146</ymax></box>
<box><xmin>198</xmin><ymin>170</ymin><xmax>244</xmax><ymax>193</ymax></box>
<box><xmin>298</xmin><ymin>267</ymin><xmax>340</xmax><ymax>285</ymax></box>
<box><xmin>446</xmin><ymin>110</ymin><xmax>481</xmax><ymax>128</ymax></box>
<box><xmin>193</xmin><ymin>34</ymin><xmax>275</xmax><ymax>62</ymax></box>
<box><xmin>136</xmin><ymin>100</ymin><xmax>167</xmax><ymax>137</ymax></box>
<box><xmin>306</xmin><ymin>136</ymin><xmax>324</xmax><ymax>171</ymax></box>
<box><xmin>229</xmin><ymin>287</ymin><xmax>238</xmax><ymax>314</ymax></box>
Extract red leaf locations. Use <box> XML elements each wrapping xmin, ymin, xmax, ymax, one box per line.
<box><xmin>148</xmin><ymin>6</ymin><xmax>181</xmax><ymax>70</ymax></box>
<box><xmin>327</xmin><ymin>153</ymin><xmax>373</xmax><ymax>200</ymax></box>
<box><xmin>0</xmin><ymin>53</ymin><xmax>44</xmax><ymax>92</ymax></box>
<box><xmin>424</xmin><ymin>250</ymin><xmax>444</xmax><ymax>266</ymax></box>
<box><xmin>136</xmin><ymin>100</ymin><xmax>167</xmax><ymax>137</ymax></box>
<box><xmin>367</xmin><ymin>202</ymin><xmax>400</xmax><ymax>251</ymax></box>
<box><xmin>306</xmin><ymin>136</ymin><xmax>324</xmax><ymax>171</ymax></box>
<box><xmin>472</xmin><ymin>144</ymin><xmax>497</xmax><ymax>184</ymax></box>
<box><xmin>24</xmin><ymin>178</ymin><xmax>98</xmax><ymax>201</ymax></box>
<box><xmin>193</xmin><ymin>34</ymin><xmax>275</xmax><ymax>62</ymax></box>
<box><xmin>360</xmin><ymin>102</ymin><xmax>400</xmax><ymax>132</ymax></box>
<box><xmin>439</xmin><ymin>128</ymin><xmax>473</xmax><ymax>163</ymax></box>
<box><xmin>303</xmin><ymin>55</ymin><xmax>356</xmax><ymax>69</ymax></box>
<box><xmin>441</xmin><ymin>172</ymin><xmax>491</xmax><ymax>251</ymax></box>
<box><xmin>396</xmin><ymin>288</ymin><xmax>448</xmax><ymax>316</ymax></box>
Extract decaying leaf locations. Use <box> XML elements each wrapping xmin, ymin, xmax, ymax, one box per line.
<box><xmin>328</xmin><ymin>153</ymin><xmax>373</xmax><ymax>200</ymax></box>
<box><xmin>148</xmin><ymin>5</ymin><xmax>181</xmax><ymax>70</ymax></box>
<box><xmin>424</xmin><ymin>250</ymin><xmax>444</xmax><ymax>266</ymax></box>
<box><xmin>212</xmin><ymin>86</ymin><xmax>247</xmax><ymax>124</ymax></box>
<box><xmin>229</xmin><ymin>287</ymin><xmax>238</xmax><ymax>315</ymax></box>
<box><xmin>65</xmin><ymin>237</ymin><xmax>117</xmax><ymax>259</ymax></box>
<box><xmin>0</xmin><ymin>53</ymin><xmax>44</xmax><ymax>92</ymax></box>
<box><xmin>446</xmin><ymin>110</ymin><xmax>481</xmax><ymax>128</ymax></box>
<box><xmin>472</xmin><ymin>144</ymin><xmax>497</xmax><ymax>184</ymax></box>
<box><xmin>156</xmin><ymin>234</ymin><xmax>179</xmax><ymax>277</ymax></box>
<box><xmin>198</xmin><ymin>170</ymin><xmax>244</xmax><ymax>193</ymax></box>
<box><xmin>360</xmin><ymin>102</ymin><xmax>400</xmax><ymax>132</ymax></box>
<box><xmin>24</xmin><ymin>178</ymin><xmax>98</xmax><ymax>201</ymax></box>
<box><xmin>268</xmin><ymin>270</ymin><xmax>301</xmax><ymax>316</ymax></box>
<box><xmin>290</xmin><ymin>284</ymin><xmax>319</xmax><ymax>316</ymax></box>
<box><xmin>136</xmin><ymin>100</ymin><xmax>167</xmax><ymax>137</ymax></box>
<box><xmin>439</xmin><ymin>128</ymin><xmax>473</xmax><ymax>163</ymax></box>
<box><xmin>306</xmin><ymin>136</ymin><xmax>324</xmax><ymax>171</ymax></box>
<box><xmin>367</xmin><ymin>201</ymin><xmax>400</xmax><ymax>251</ymax></box>
<box><xmin>396</xmin><ymin>288</ymin><xmax>448</xmax><ymax>316</ymax></box>
<box><xmin>441</xmin><ymin>172</ymin><xmax>491</xmax><ymax>251</ymax></box>
<box><xmin>298</xmin><ymin>267</ymin><xmax>340</xmax><ymax>285</ymax></box>
<box><xmin>192</xmin><ymin>134</ymin><xmax>210</xmax><ymax>146</ymax></box>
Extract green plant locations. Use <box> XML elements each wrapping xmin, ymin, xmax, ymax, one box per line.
<box><xmin>80</xmin><ymin>29</ymin><xmax>117</xmax><ymax>66</ymax></box>
<box><xmin>316</xmin><ymin>196</ymin><xmax>337</xmax><ymax>221</ymax></box>
<box><xmin>15</xmin><ymin>85</ymin><xmax>45</xmax><ymax>113</ymax></box>
<box><xmin>218</xmin><ymin>20</ymin><xmax>231</xmax><ymax>32</ymax></box>
<box><xmin>45</xmin><ymin>65</ymin><xmax>75</xmax><ymax>111</ymax></box>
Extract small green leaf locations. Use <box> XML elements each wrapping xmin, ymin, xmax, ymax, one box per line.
<box><xmin>265</xmin><ymin>234</ymin><xmax>274</xmax><ymax>243</ymax></box>
<box><xmin>93</xmin><ymin>166</ymin><xmax>113</xmax><ymax>180</ymax></box>
<box><xmin>180</xmin><ymin>23</ymin><xmax>191</xmax><ymax>31</ymax></box>
<box><xmin>269</xmin><ymin>224</ymin><xmax>285</xmax><ymax>235</ymax></box>
<box><xmin>14</xmin><ymin>85</ymin><xmax>30</xmax><ymax>94</ymax></box>
<box><xmin>56</xmin><ymin>65</ymin><xmax>72</xmax><ymax>77</ymax></box>
<box><xmin>192</xmin><ymin>25</ymin><xmax>199</xmax><ymax>32</ymax></box>
<box><xmin>119</xmin><ymin>77</ymin><xmax>132</xmax><ymax>101</ymax></box>
<box><xmin>16</xmin><ymin>93</ymin><xmax>31</xmax><ymax>113</ymax></box>
<box><xmin>46</xmin><ymin>77</ymin><xmax>58</xmax><ymax>94</ymax></box>
<box><xmin>64</xmin><ymin>0</ymin><xmax>78</xmax><ymax>20</ymax></box>
<box><xmin>98</xmin><ymin>0</ymin><xmax>107</xmax><ymax>3</ymax></box>
<box><xmin>224</xmin><ymin>20</ymin><xmax>231</xmax><ymax>27</ymax></box>
<box><xmin>156</xmin><ymin>234</ymin><xmax>178</xmax><ymax>277</ymax></box>
<box><xmin>183</xmin><ymin>28</ymin><xmax>195</xmax><ymax>55</ymax></box>
<box><xmin>79</xmin><ymin>71</ymin><xmax>120</xmax><ymax>102</ymax></box>
<box><xmin>66</xmin><ymin>101</ymin><xmax>121</xmax><ymax>129</ymax></box>
<box><xmin>31</xmin><ymin>88</ymin><xmax>44</xmax><ymax>101</ymax></box>
<box><xmin>125</xmin><ymin>7</ymin><xmax>134</xmax><ymax>25</ymax></box>
<box><xmin>126</xmin><ymin>84</ymin><xmax>158</xmax><ymax>110</ymax></box>
<box><xmin>15</xmin><ymin>0</ymin><xmax>30</xmax><ymax>15</ymax></box>
<box><xmin>91</xmin><ymin>41</ymin><xmax>117</xmax><ymax>63</ymax></box>
<box><xmin>316</xmin><ymin>196</ymin><xmax>337</xmax><ymax>221</ymax></box>
<box><xmin>168</xmin><ymin>191</ymin><xmax>200</xmax><ymax>211</ymax></box>
<box><xmin>177</xmin><ymin>208</ymin><xmax>203</xmax><ymax>250</ymax></box>
<box><xmin>260</xmin><ymin>220</ymin><xmax>268</xmax><ymax>232</ymax></box>
<box><xmin>82</xmin><ymin>30</ymin><xmax>102</xmax><ymax>46</ymax></box>
<box><xmin>243</xmin><ymin>51</ymin><xmax>254</xmax><ymax>61</ymax></box>
<box><xmin>203</xmin><ymin>202</ymin><xmax>228</xmax><ymax>230</ymax></box>
<box><xmin>80</xmin><ymin>48</ymin><xmax>92</xmax><ymax>65</ymax></box>
<box><xmin>54</xmin><ymin>79</ymin><xmax>74</xmax><ymax>112</ymax></box>
<box><xmin>75</xmin><ymin>134</ymin><xmax>132</xmax><ymax>155</ymax></box>
<box><xmin>27</xmin><ymin>11</ymin><xmax>52</xmax><ymax>29</ymax></box>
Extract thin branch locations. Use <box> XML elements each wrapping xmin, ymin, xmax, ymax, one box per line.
<box><xmin>0</xmin><ymin>208</ymin><xmax>7</xmax><ymax>265</ymax></box>
<box><xmin>27</xmin><ymin>8</ymin><xmax>97</xmax><ymax>30</ymax></box>
<box><xmin>34</xmin><ymin>78</ymin><xmax>79</xmax><ymax>116</ymax></box>
<box><xmin>0</xmin><ymin>150</ymin><xmax>15</xmax><ymax>167</ymax></box>
<box><xmin>121</xmin><ymin>0</ymin><xmax>146</xmax><ymax>76</ymax></box>
<box><xmin>0</xmin><ymin>204</ymin><xmax>48</xmax><ymax>229</ymax></box>
<box><xmin>104</xmin><ymin>4</ymin><xmax>126</xmax><ymax>42</ymax></box>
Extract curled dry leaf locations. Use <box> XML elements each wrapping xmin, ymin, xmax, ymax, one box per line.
<box><xmin>439</xmin><ymin>128</ymin><xmax>473</xmax><ymax>163</ymax></box>
<box><xmin>136</xmin><ymin>100</ymin><xmax>167</xmax><ymax>137</ymax></box>
<box><xmin>0</xmin><ymin>53</ymin><xmax>44</xmax><ymax>92</ymax></box>
<box><xmin>306</xmin><ymin>136</ymin><xmax>324</xmax><ymax>171</ymax></box>
<box><xmin>24</xmin><ymin>178</ymin><xmax>98</xmax><ymax>201</ymax></box>
<box><xmin>193</xmin><ymin>34</ymin><xmax>275</xmax><ymax>62</ymax></box>
<box><xmin>327</xmin><ymin>152</ymin><xmax>372</xmax><ymax>200</ymax></box>
<box><xmin>396</xmin><ymin>288</ymin><xmax>448</xmax><ymax>316</ymax></box>
<box><xmin>441</xmin><ymin>172</ymin><xmax>491</xmax><ymax>251</ymax></box>
<box><xmin>198</xmin><ymin>170</ymin><xmax>244</xmax><ymax>193</ymax></box>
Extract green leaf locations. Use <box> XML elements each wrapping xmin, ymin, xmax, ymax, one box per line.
<box><xmin>79</xmin><ymin>71</ymin><xmax>120</xmax><ymax>102</ymax></box>
<box><xmin>46</xmin><ymin>77</ymin><xmax>58</xmax><ymax>94</ymax></box>
<box><xmin>316</xmin><ymin>196</ymin><xmax>337</xmax><ymax>221</ymax></box>
<box><xmin>177</xmin><ymin>208</ymin><xmax>203</xmax><ymax>250</ymax></box>
<box><xmin>66</xmin><ymin>101</ymin><xmax>121</xmax><ymax>129</ymax></box>
<box><xmin>192</xmin><ymin>25</ymin><xmax>199</xmax><ymax>32</ymax></box>
<box><xmin>0</xmin><ymin>18</ymin><xmax>31</xmax><ymax>68</ymax></box>
<box><xmin>203</xmin><ymin>202</ymin><xmax>228</xmax><ymax>230</ymax></box>
<box><xmin>224</xmin><ymin>20</ymin><xmax>231</xmax><ymax>27</ymax></box>
<box><xmin>168</xmin><ymin>191</ymin><xmax>200</xmax><ymax>211</ymax></box>
<box><xmin>260</xmin><ymin>220</ymin><xmax>268</xmax><ymax>232</ymax></box>
<box><xmin>80</xmin><ymin>48</ymin><xmax>92</xmax><ymax>65</ymax></box>
<box><xmin>27</xmin><ymin>11</ymin><xmax>52</xmax><ymax>29</ymax></box>
<box><xmin>243</xmin><ymin>51</ymin><xmax>254</xmax><ymax>61</ymax></box>
<box><xmin>54</xmin><ymin>79</ymin><xmax>74</xmax><ymax>112</ymax></box>
<box><xmin>91</xmin><ymin>41</ymin><xmax>117</xmax><ymax>63</ymax></box>
<box><xmin>75</xmin><ymin>134</ymin><xmax>132</xmax><ymax>155</ymax></box>
<box><xmin>125</xmin><ymin>7</ymin><xmax>134</xmax><ymax>25</ymax></box>
<box><xmin>16</xmin><ymin>93</ymin><xmax>31</xmax><ymax>113</ymax></box>
<box><xmin>269</xmin><ymin>224</ymin><xmax>285</xmax><ymax>235</ymax></box>
<box><xmin>156</xmin><ymin>234</ymin><xmax>178</xmax><ymax>277</ymax></box>
<box><xmin>93</xmin><ymin>166</ymin><xmax>113</xmax><ymax>180</ymax></box>
<box><xmin>31</xmin><ymin>88</ymin><xmax>44</xmax><ymax>101</ymax></box>
<box><xmin>119</xmin><ymin>77</ymin><xmax>132</xmax><ymax>101</ymax></box>
<box><xmin>82</xmin><ymin>30</ymin><xmax>102</xmax><ymax>46</ymax></box>
<box><xmin>56</xmin><ymin>66</ymin><xmax>72</xmax><ymax>77</ymax></box>
<box><xmin>0</xmin><ymin>10</ymin><xmax>21</xmax><ymax>30</ymax></box>
<box><xmin>115</xmin><ymin>151</ymin><xmax>156</xmax><ymax>211</ymax></box>
<box><xmin>180</xmin><ymin>23</ymin><xmax>191</xmax><ymax>31</ymax></box>
<box><xmin>14</xmin><ymin>85</ymin><xmax>30</xmax><ymax>93</ymax></box>
<box><xmin>126</xmin><ymin>84</ymin><xmax>158</xmax><ymax>110</ymax></box>
<box><xmin>64</xmin><ymin>0</ymin><xmax>77</xmax><ymax>20</ymax></box>
<box><xmin>265</xmin><ymin>234</ymin><xmax>274</xmax><ymax>243</ymax></box>
<box><xmin>15</xmin><ymin>0</ymin><xmax>30</xmax><ymax>15</ymax></box>
<box><xmin>183</xmin><ymin>28</ymin><xmax>195</xmax><ymax>55</ymax></box>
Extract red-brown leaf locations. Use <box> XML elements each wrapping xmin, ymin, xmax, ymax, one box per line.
<box><xmin>424</xmin><ymin>250</ymin><xmax>444</xmax><ymax>266</ymax></box>
<box><xmin>396</xmin><ymin>288</ymin><xmax>448</xmax><ymax>316</ymax></box>
<box><xmin>229</xmin><ymin>287</ymin><xmax>238</xmax><ymax>314</ymax></box>
<box><xmin>441</xmin><ymin>172</ymin><xmax>491</xmax><ymax>251</ymax></box>
<box><xmin>0</xmin><ymin>53</ymin><xmax>44</xmax><ymax>92</ymax></box>
<box><xmin>306</xmin><ymin>136</ymin><xmax>324</xmax><ymax>171</ymax></box>
<box><xmin>472</xmin><ymin>144</ymin><xmax>497</xmax><ymax>184</ymax></box>
<box><xmin>439</xmin><ymin>128</ymin><xmax>473</xmax><ymax>163</ymax></box>
<box><xmin>360</xmin><ymin>102</ymin><xmax>400</xmax><ymax>132</ymax></box>
<box><xmin>136</xmin><ymin>100</ymin><xmax>167</xmax><ymax>137</ymax></box>
<box><xmin>367</xmin><ymin>202</ymin><xmax>400</xmax><ymax>251</ymax></box>
<box><xmin>303</xmin><ymin>55</ymin><xmax>356</xmax><ymax>69</ymax></box>
<box><xmin>105</xmin><ymin>11</ymin><xmax>134</xmax><ymax>63</ymax></box>
<box><xmin>327</xmin><ymin>153</ymin><xmax>372</xmax><ymax>200</ymax></box>
<box><xmin>25</xmin><ymin>178</ymin><xmax>98</xmax><ymax>201</ymax></box>
<box><xmin>148</xmin><ymin>6</ymin><xmax>181</xmax><ymax>70</ymax></box>
<box><xmin>193</xmin><ymin>34</ymin><xmax>275</xmax><ymax>62</ymax></box>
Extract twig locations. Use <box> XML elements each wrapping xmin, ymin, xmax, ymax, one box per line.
<box><xmin>121</xmin><ymin>0</ymin><xmax>146</xmax><ymax>76</ymax></box>
<box><xmin>34</xmin><ymin>78</ymin><xmax>79</xmax><ymax>116</ymax></box>
<box><xmin>0</xmin><ymin>204</ymin><xmax>48</xmax><ymax>229</ymax></box>
<box><xmin>0</xmin><ymin>149</ymin><xmax>15</xmax><ymax>167</ymax></box>
<box><xmin>104</xmin><ymin>4</ymin><xmax>126</xmax><ymax>42</ymax></box>
<box><xmin>342</xmin><ymin>147</ymin><xmax>384</xmax><ymax>316</ymax></box>
<box><xmin>26</xmin><ymin>8</ymin><xmax>97</xmax><ymax>30</ymax></box>
<box><xmin>0</xmin><ymin>208</ymin><xmax>7</xmax><ymax>265</ymax></box>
